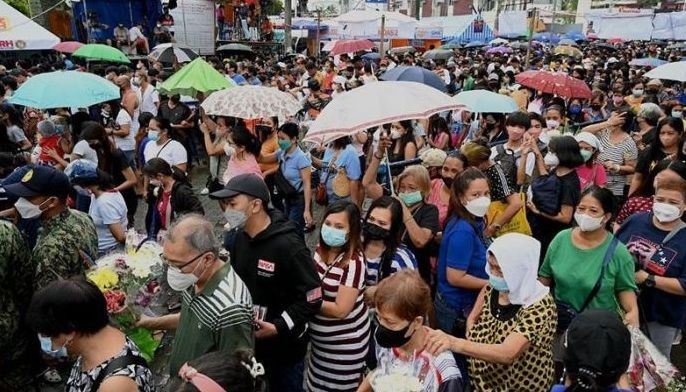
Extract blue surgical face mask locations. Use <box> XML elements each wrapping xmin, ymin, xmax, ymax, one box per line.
<box><xmin>398</xmin><ymin>191</ymin><xmax>423</xmax><ymax>206</ymax></box>
<box><xmin>38</xmin><ymin>334</ymin><xmax>68</xmax><ymax>358</ymax></box>
<box><xmin>321</xmin><ymin>224</ymin><xmax>348</xmax><ymax>247</ymax></box>
<box><xmin>489</xmin><ymin>275</ymin><xmax>509</xmax><ymax>292</ymax></box>
<box><xmin>148</xmin><ymin>130</ymin><xmax>159</xmax><ymax>141</ymax></box>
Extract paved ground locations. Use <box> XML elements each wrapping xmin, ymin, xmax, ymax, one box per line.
<box><xmin>39</xmin><ymin>165</ymin><xmax>686</xmax><ymax>390</ymax></box>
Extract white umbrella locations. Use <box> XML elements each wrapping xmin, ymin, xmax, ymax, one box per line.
<box><xmin>645</xmin><ymin>62</ymin><xmax>686</xmax><ymax>82</ymax></box>
<box><xmin>489</xmin><ymin>38</ymin><xmax>509</xmax><ymax>46</ymax></box>
<box><xmin>200</xmin><ymin>86</ymin><xmax>301</xmax><ymax>120</ymax></box>
<box><xmin>304</xmin><ymin>81</ymin><xmax>464</xmax><ymax>144</ymax></box>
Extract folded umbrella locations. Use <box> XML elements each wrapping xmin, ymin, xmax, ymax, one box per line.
<box><xmin>8</xmin><ymin>71</ymin><xmax>120</xmax><ymax>109</ymax></box>
<box><xmin>379</xmin><ymin>66</ymin><xmax>447</xmax><ymax>92</ymax></box>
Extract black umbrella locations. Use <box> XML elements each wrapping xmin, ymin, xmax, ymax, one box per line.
<box><xmin>217</xmin><ymin>43</ymin><xmax>256</xmax><ymax>58</ymax></box>
<box><xmin>592</xmin><ymin>42</ymin><xmax>618</xmax><ymax>51</ymax></box>
<box><xmin>423</xmin><ymin>49</ymin><xmax>453</xmax><ymax>61</ymax></box>
<box><xmin>149</xmin><ymin>44</ymin><xmax>198</xmax><ymax>63</ymax></box>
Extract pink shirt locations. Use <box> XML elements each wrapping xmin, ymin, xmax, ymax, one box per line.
<box><xmin>575</xmin><ymin>163</ymin><xmax>607</xmax><ymax>191</ymax></box>
<box><xmin>222</xmin><ymin>154</ymin><xmax>263</xmax><ymax>185</ymax></box>
<box><xmin>427</xmin><ymin>179</ymin><xmax>449</xmax><ymax>228</ymax></box>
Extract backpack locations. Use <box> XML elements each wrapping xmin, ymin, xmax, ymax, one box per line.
<box><xmin>531</xmin><ymin>173</ymin><xmax>562</xmax><ymax>216</ymax></box>
<box><xmin>493</xmin><ymin>144</ymin><xmax>521</xmax><ymax>186</ymax></box>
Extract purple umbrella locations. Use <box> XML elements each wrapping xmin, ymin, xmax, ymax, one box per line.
<box><xmin>486</xmin><ymin>46</ymin><xmax>513</xmax><ymax>55</ymax></box>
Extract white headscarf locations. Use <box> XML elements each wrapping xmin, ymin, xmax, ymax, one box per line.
<box><xmin>485</xmin><ymin>233</ymin><xmax>549</xmax><ymax>308</ymax></box>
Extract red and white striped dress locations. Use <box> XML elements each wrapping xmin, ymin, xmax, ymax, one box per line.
<box><xmin>306</xmin><ymin>250</ymin><xmax>370</xmax><ymax>391</ymax></box>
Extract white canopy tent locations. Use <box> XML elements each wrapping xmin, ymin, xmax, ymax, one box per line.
<box><xmin>331</xmin><ymin>10</ymin><xmax>417</xmax><ymax>39</ymax></box>
<box><xmin>0</xmin><ymin>1</ymin><xmax>60</xmax><ymax>50</ymax></box>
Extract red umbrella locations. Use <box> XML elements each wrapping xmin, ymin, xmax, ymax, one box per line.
<box><xmin>608</xmin><ymin>37</ymin><xmax>624</xmax><ymax>44</ymax></box>
<box><xmin>329</xmin><ymin>39</ymin><xmax>375</xmax><ymax>56</ymax></box>
<box><xmin>515</xmin><ymin>70</ymin><xmax>592</xmax><ymax>99</ymax></box>
<box><xmin>53</xmin><ymin>41</ymin><xmax>84</xmax><ymax>54</ymax></box>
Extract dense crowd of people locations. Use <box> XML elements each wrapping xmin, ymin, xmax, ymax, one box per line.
<box><xmin>1</xmin><ymin>36</ymin><xmax>686</xmax><ymax>392</ymax></box>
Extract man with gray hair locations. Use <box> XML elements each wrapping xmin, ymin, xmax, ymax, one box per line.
<box><xmin>635</xmin><ymin>102</ymin><xmax>665</xmax><ymax>149</ymax></box>
<box><xmin>137</xmin><ymin>214</ymin><xmax>254</xmax><ymax>375</ymax></box>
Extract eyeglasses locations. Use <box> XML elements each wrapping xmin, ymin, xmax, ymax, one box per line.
<box><xmin>160</xmin><ymin>252</ymin><xmax>207</xmax><ymax>270</ymax></box>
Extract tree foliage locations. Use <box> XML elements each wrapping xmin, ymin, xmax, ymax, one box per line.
<box><xmin>7</xmin><ymin>0</ymin><xmax>30</xmax><ymax>16</ymax></box>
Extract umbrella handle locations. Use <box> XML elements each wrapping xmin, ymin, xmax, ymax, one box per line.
<box><xmin>385</xmin><ymin>148</ymin><xmax>394</xmax><ymax>195</ymax></box>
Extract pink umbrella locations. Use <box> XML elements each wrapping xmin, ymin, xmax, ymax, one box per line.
<box><xmin>53</xmin><ymin>41</ymin><xmax>84</xmax><ymax>54</ymax></box>
<box><xmin>329</xmin><ymin>39</ymin><xmax>375</xmax><ymax>56</ymax></box>
<box><xmin>486</xmin><ymin>46</ymin><xmax>513</xmax><ymax>55</ymax></box>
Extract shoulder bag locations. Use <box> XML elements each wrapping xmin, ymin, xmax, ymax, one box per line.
<box><xmin>555</xmin><ymin>236</ymin><xmax>619</xmax><ymax>333</ymax></box>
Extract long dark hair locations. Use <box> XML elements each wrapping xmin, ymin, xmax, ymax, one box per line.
<box><xmin>646</xmin><ymin>117</ymin><xmax>684</xmax><ymax>164</ymax></box>
<box><xmin>363</xmin><ymin>196</ymin><xmax>404</xmax><ymax>280</ymax></box>
<box><xmin>319</xmin><ymin>201</ymin><xmax>362</xmax><ymax>263</ymax></box>
<box><xmin>80</xmin><ymin>121</ymin><xmax>115</xmax><ymax>172</ymax></box>
<box><xmin>392</xmin><ymin>120</ymin><xmax>416</xmax><ymax>155</ymax></box>
<box><xmin>447</xmin><ymin>167</ymin><xmax>488</xmax><ymax>228</ymax></box>
<box><xmin>427</xmin><ymin>116</ymin><xmax>451</xmax><ymax>148</ymax></box>
<box><xmin>143</xmin><ymin>157</ymin><xmax>188</xmax><ymax>184</ymax></box>
<box><xmin>631</xmin><ymin>159</ymin><xmax>670</xmax><ymax>197</ymax></box>
<box><xmin>0</xmin><ymin>104</ymin><xmax>23</xmax><ymax>128</ymax></box>
<box><xmin>232</xmin><ymin>126</ymin><xmax>261</xmax><ymax>157</ymax></box>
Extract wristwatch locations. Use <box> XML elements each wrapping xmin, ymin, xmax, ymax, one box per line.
<box><xmin>645</xmin><ymin>273</ymin><xmax>656</xmax><ymax>288</ymax></box>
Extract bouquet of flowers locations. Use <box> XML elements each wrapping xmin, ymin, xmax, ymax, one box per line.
<box><xmin>627</xmin><ymin>326</ymin><xmax>680</xmax><ymax>391</ymax></box>
<box><xmin>87</xmin><ymin>238</ymin><xmax>164</xmax><ymax>362</ymax></box>
<box><xmin>370</xmin><ymin>350</ymin><xmax>425</xmax><ymax>392</ymax></box>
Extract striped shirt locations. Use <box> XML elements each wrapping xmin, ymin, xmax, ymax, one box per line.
<box><xmin>307</xmin><ymin>250</ymin><xmax>370</xmax><ymax>391</ymax></box>
<box><xmin>375</xmin><ymin>347</ymin><xmax>462</xmax><ymax>392</ymax></box>
<box><xmin>169</xmin><ymin>262</ymin><xmax>255</xmax><ymax>375</ymax></box>
<box><xmin>597</xmin><ymin>128</ymin><xmax>638</xmax><ymax>196</ymax></box>
<box><xmin>365</xmin><ymin>245</ymin><xmax>418</xmax><ymax>286</ymax></box>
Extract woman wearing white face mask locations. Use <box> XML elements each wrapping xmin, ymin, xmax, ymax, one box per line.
<box><xmin>540</xmin><ymin>187</ymin><xmax>638</xmax><ymax>368</ymax></box>
<box><xmin>616</xmin><ymin>177</ymin><xmax>686</xmax><ymax>358</ymax></box>
<box><xmin>434</xmin><ymin>168</ymin><xmax>490</xmax><ymax>383</ymax></box>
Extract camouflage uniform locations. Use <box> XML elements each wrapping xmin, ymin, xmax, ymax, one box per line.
<box><xmin>0</xmin><ymin>220</ymin><xmax>39</xmax><ymax>391</ymax></box>
<box><xmin>33</xmin><ymin>208</ymin><xmax>98</xmax><ymax>289</ymax></box>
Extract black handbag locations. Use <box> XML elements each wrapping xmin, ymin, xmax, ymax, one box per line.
<box><xmin>273</xmin><ymin>160</ymin><xmax>299</xmax><ymax>199</ymax></box>
<box><xmin>555</xmin><ymin>236</ymin><xmax>619</xmax><ymax>333</ymax></box>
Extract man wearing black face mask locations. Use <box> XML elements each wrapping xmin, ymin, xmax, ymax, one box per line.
<box><xmin>5</xmin><ymin>165</ymin><xmax>98</xmax><ymax>289</ymax></box>
<box><xmin>210</xmin><ymin>174</ymin><xmax>322</xmax><ymax>392</ymax></box>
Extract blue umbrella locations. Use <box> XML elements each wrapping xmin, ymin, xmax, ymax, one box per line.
<box><xmin>465</xmin><ymin>40</ymin><xmax>486</xmax><ymax>48</ymax></box>
<box><xmin>563</xmin><ymin>32</ymin><xmax>586</xmax><ymax>41</ymax></box>
<box><xmin>630</xmin><ymin>57</ymin><xmax>668</xmax><ymax>68</ymax></box>
<box><xmin>362</xmin><ymin>52</ymin><xmax>381</xmax><ymax>61</ymax></box>
<box><xmin>453</xmin><ymin>90</ymin><xmax>518</xmax><ymax>113</ymax></box>
<box><xmin>379</xmin><ymin>66</ymin><xmax>447</xmax><ymax>92</ymax></box>
<box><xmin>8</xmin><ymin>71</ymin><xmax>120</xmax><ymax>109</ymax></box>
<box><xmin>533</xmin><ymin>32</ymin><xmax>560</xmax><ymax>44</ymax></box>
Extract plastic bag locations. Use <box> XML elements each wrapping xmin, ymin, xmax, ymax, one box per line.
<box><xmin>627</xmin><ymin>326</ymin><xmax>679</xmax><ymax>391</ymax></box>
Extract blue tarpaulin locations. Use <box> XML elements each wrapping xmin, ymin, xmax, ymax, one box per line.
<box><xmin>71</xmin><ymin>0</ymin><xmax>163</xmax><ymax>43</ymax></box>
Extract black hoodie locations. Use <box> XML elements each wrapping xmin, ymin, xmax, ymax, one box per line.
<box><xmin>231</xmin><ymin>210</ymin><xmax>322</xmax><ymax>367</ymax></box>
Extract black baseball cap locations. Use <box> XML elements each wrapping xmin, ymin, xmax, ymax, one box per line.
<box><xmin>210</xmin><ymin>173</ymin><xmax>270</xmax><ymax>204</ymax></box>
<box><xmin>5</xmin><ymin>165</ymin><xmax>71</xmax><ymax>198</ymax></box>
<box><xmin>564</xmin><ymin>310</ymin><xmax>631</xmax><ymax>380</ymax></box>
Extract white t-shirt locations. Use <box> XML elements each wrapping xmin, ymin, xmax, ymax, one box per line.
<box><xmin>89</xmin><ymin>191</ymin><xmax>128</xmax><ymax>252</ymax></box>
<box><xmin>139</xmin><ymin>84</ymin><xmax>159</xmax><ymax>116</ymax></box>
<box><xmin>114</xmin><ymin>110</ymin><xmax>135</xmax><ymax>151</ymax></box>
<box><xmin>129</xmin><ymin>26</ymin><xmax>145</xmax><ymax>41</ymax></box>
<box><xmin>72</xmin><ymin>140</ymin><xmax>98</xmax><ymax>164</ymax></box>
<box><xmin>143</xmin><ymin>139</ymin><xmax>188</xmax><ymax>166</ymax></box>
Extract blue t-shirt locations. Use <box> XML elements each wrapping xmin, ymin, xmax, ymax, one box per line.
<box><xmin>277</xmin><ymin>147</ymin><xmax>311</xmax><ymax>192</ymax></box>
<box><xmin>231</xmin><ymin>74</ymin><xmax>247</xmax><ymax>85</ymax></box>
<box><xmin>366</xmin><ymin>244</ymin><xmax>418</xmax><ymax>286</ymax></box>
<box><xmin>321</xmin><ymin>145</ymin><xmax>361</xmax><ymax>197</ymax></box>
<box><xmin>437</xmin><ymin>216</ymin><xmax>488</xmax><ymax>311</ymax></box>
<box><xmin>616</xmin><ymin>212</ymin><xmax>686</xmax><ymax>328</ymax></box>
<box><xmin>551</xmin><ymin>385</ymin><xmax>630</xmax><ymax>392</ymax></box>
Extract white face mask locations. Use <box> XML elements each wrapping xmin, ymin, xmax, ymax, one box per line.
<box><xmin>390</xmin><ymin>129</ymin><xmax>402</xmax><ymax>140</ymax></box>
<box><xmin>14</xmin><ymin>197</ymin><xmax>45</xmax><ymax>219</ymax></box>
<box><xmin>632</xmin><ymin>89</ymin><xmax>644</xmax><ymax>97</ymax></box>
<box><xmin>463</xmin><ymin>196</ymin><xmax>491</xmax><ymax>217</ymax></box>
<box><xmin>574</xmin><ymin>212</ymin><xmax>605</xmax><ymax>232</ymax></box>
<box><xmin>653</xmin><ymin>202</ymin><xmax>683</xmax><ymax>223</ymax></box>
<box><xmin>546</xmin><ymin>119</ymin><xmax>560</xmax><ymax>130</ymax></box>
<box><xmin>544</xmin><ymin>152</ymin><xmax>560</xmax><ymax>167</ymax></box>
<box><xmin>149</xmin><ymin>179</ymin><xmax>162</xmax><ymax>187</ymax></box>
<box><xmin>167</xmin><ymin>265</ymin><xmax>200</xmax><ymax>291</ymax></box>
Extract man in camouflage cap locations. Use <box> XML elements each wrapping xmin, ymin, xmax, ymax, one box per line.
<box><xmin>0</xmin><ymin>219</ymin><xmax>37</xmax><ymax>390</ymax></box>
<box><xmin>5</xmin><ymin>165</ymin><xmax>98</xmax><ymax>289</ymax></box>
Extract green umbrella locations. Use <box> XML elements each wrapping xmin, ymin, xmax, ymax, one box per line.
<box><xmin>159</xmin><ymin>57</ymin><xmax>235</xmax><ymax>97</ymax></box>
<box><xmin>73</xmin><ymin>44</ymin><xmax>130</xmax><ymax>64</ymax></box>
